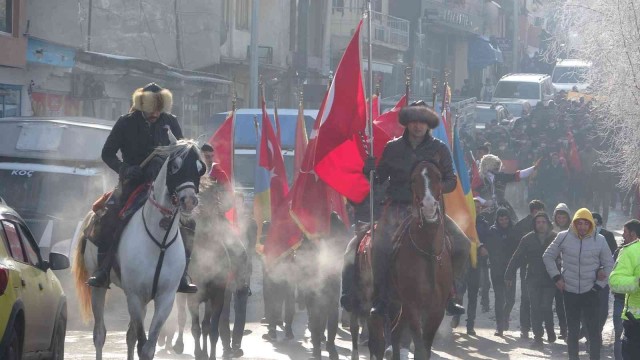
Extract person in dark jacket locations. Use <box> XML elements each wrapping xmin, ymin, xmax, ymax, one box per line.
<box><xmin>363</xmin><ymin>103</ymin><xmax>470</xmax><ymax>316</ymax></box>
<box><xmin>511</xmin><ymin>199</ymin><xmax>546</xmax><ymax>338</ymax></box>
<box><xmin>462</xmin><ymin>214</ymin><xmax>491</xmax><ymax>335</ymax></box>
<box><xmin>482</xmin><ymin>208</ymin><xmax>518</xmax><ymax>336</ymax></box>
<box><xmin>87</xmin><ymin>83</ymin><xmax>197</xmax><ymax>293</ymax></box>
<box><xmin>506</xmin><ymin>212</ymin><xmax>558</xmax><ymax>349</ymax></box>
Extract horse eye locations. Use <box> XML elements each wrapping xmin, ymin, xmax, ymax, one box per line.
<box><xmin>170</xmin><ymin>157</ymin><xmax>183</xmax><ymax>174</ymax></box>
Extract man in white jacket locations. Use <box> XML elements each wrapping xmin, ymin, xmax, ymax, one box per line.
<box><xmin>543</xmin><ymin>208</ymin><xmax>614</xmax><ymax>360</ymax></box>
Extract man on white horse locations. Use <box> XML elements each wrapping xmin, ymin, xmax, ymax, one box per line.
<box><xmin>87</xmin><ymin>83</ymin><xmax>198</xmax><ymax>293</ymax></box>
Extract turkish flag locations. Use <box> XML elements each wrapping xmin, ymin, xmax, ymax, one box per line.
<box><xmin>208</xmin><ymin>110</ymin><xmax>236</xmax><ymax>223</ymax></box>
<box><xmin>312</xmin><ymin>20</ymin><xmax>370</xmax><ymax>203</ymax></box>
<box><xmin>259</xmin><ymin>97</ymin><xmax>289</xmax><ymax>213</ymax></box>
<box><xmin>372</xmin><ymin>94</ymin><xmax>407</xmax><ymax>161</ymax></box>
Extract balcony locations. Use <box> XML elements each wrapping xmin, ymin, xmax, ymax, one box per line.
<box><xmin>332</xmin><ymin>6</ymin><xmax>410</xmax><ymax>52</ymax></box>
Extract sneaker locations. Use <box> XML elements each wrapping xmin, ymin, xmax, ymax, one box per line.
<box><xmin>530</xmin><ymin>338</ymin><xmax>544</xmax><ymax>350</ymax></box>
<box><xmin>262</xmin><ymin>329</ymin><xmax>277</xmax><ymax>341</ymax></box>
<box><xmin>494</xmin><ymin>330</ymin><xmax>504</xmax><ymax>337</ymax></box>
<box><xmin>466</xmin><ymin>327</ymin><xmax>476</xmax><ymax>336</ymax></box>
<box><xmin>232</xmin><ymin>348</ymin><xmax>244</xmax><ymax>358</ymax></box>
<box><xmin>548</xmin><ymin>332</ymin><xmax>557</xmax><ymax>343</ymax></box>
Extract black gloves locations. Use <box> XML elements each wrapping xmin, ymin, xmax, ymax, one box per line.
<box><xmin>363</xmin><ymin>157</ymin><xmax>376</xmax><ymax>176</ymax></box>
<box><xmin>119</xmin><ymin>164</ymin><xmax>143</xmax><ymax>181</ymax></box>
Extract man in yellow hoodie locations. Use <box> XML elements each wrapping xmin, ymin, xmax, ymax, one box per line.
<box><xmin>543</xmin><ymin>208</ymin><xmax>614</xmax><ymax>360</ymax></box>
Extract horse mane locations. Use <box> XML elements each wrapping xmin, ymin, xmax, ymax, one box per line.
<box><xmin>153</xmin><ymin>139</ymin><xmax>204</xmax><ymax>163</ymax></box>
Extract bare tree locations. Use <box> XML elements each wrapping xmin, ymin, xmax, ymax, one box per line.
<box><xmin>547</xmin><ymin>0</ymin><xmax>640</xmax><ymax>188</ymax></box>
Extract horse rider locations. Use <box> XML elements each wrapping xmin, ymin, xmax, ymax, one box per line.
<box><xmin>341</xmin><ymin>101</ymin><xmax>470</xmax><ymax>317</ymax></box>
<box><xmin>87</xmin><ymin>83</ymin><xmax>198</xmax><ymax>293</ymax></box>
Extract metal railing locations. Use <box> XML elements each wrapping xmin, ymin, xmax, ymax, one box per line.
<box><xmin>332</xmin><ymin>6</ymin><xmax>410</xmax><ymax>51</ymax></box>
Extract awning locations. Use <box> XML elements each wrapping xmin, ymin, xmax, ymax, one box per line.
<box><xmin>75</xmin><ymin>51</ymin><xmax>231</xmax><ymax>85</ymax></box>
<box><xmin>467</xmin><ymin>35</ymin><xmax>503</xmax><ymax>71</ymax></box>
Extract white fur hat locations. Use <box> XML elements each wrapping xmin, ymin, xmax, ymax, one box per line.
<box><xmin>479</xmin><ymin>154</ymin><xmax>502</xmax><ymax>176</ymax></box>
<box><xmin>131</xmin><ymin>83</ymin><xmax>173</xmax><ymax>113</ymax></box>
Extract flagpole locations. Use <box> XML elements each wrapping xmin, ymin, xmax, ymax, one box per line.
<box><xmin>367</xmin><ymin>0</ymin><xmax>375</xmax><ymax>240</ymax></box>
<box><xmin>405</xmin><ymin>66</ymin><xmax>411</xmax><ymax>103</ymax></box>
<box><xmin>431</xmin><ymin>77</ymin><xmax>438</xmax><ymax>108</ymax></box>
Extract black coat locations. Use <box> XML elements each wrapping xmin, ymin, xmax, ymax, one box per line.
<box><xmin>505</xmin><ymin>230</ymin><xmax>557</xmax><ymax>287</ymax></box>
<box><xmin>599</xmin><ymin>228</ymin><xmax>617</xmax><ymax>255</ymax></box>
<box><xmin>102</xmin><ymin>111</ymin><xmax>183</xmax><ymax>174</ymax></box>
<box><xmin>485</xmin><ymin>222</ymin><xmax>518</xmax><ymax>276</ymax></box>
<box><xmin>376</xmin><ymin>130</ymin><xmax>457</xmax><ymax>204</ymax></box>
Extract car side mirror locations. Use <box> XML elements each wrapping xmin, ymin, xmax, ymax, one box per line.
<box><xmin>49</xmin><ymin>252</ymin><xmax>70</xmax><ymax>270</ymax></box>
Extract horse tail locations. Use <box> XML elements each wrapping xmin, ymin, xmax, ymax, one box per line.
<box><xmin>72</xmin><ymin>211</ymin><xmax>93</xmax><ymax>324</ymax></box>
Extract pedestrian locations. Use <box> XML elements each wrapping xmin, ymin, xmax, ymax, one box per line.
<box><xmin>481</xmin><ymin>78</ymin><xmax>494</xmax><ymax>102</ymax></box>
<box><xmin>461</xmin><ymin>79</ymin><xmax>471</xmax><ymax>97</ymax></box>
<box><xmin>482</xmin><ymin>208</ymin><xmax>518</xmax><ymax>336</ymax></box>
<box><xmin>219</xmin><ymin>193</ymin><xmax>257</xmax><ymax>357</ymax></box>
<box><xmin>552</xmin><ymin>203</ymin><xmax>572</xmax><ymax>339</ymax></box>
<box><xmin>463</xmin><ymin>214</ymin><xmax>490</xmax><ymax>335</ymax></box>
<box><xmin>543</xmin><ymin>208</ymin><xmax>614</xmax><ymax>360</ymax></box>
<box><xmin>511</xmin><ymin>199</ymin><xmax>546</xmax><ymax>339</ymax></box>
<box><xmin>610</xmin><ymin>220</ymin><xmax>640</xmax><ymax>360</ymax></box>
<box><xmin>538</xmin><ymin>152</ymin><xmax>569</xmax><ymax>208</ymax></box>
<box><xmin>610</xmin><ymin>219</ymin><xmax>640</xmax><ymax>360</ymax></box>
<box><xmin>506</xmin><ymin>212</ymin><xmax>557</xmax><ymax>349</ymax></box>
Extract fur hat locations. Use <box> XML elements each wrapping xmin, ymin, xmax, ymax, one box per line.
<box><xmin>398</xmin><ymin>102</ymin><xmax>440</xmax><ymax>128</ymax></box>
<box><xmin>131</xmin><ymin>83</ymin><xmax>173</xmax><ymax>113</ymax></box>
<box><xmin>479</xmin><ymin>154</ymin><xmax>502</xmax><ymax>176</ymax></box>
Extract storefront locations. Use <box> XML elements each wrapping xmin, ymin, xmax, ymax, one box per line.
<box><xmin>0</xmin><ymin>84</ymin><xmax>21</xmax><ymax>117</ymax></box>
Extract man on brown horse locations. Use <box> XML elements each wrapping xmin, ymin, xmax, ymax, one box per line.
<box><xmin>86</xmin><ymin>83</ymin><xmax>197</xmax><ymax>293</ymax></box>
<box><xmin>341</xmin><ymin>102</ymin><xmax>471</xmax><ymax>317</ymax></box>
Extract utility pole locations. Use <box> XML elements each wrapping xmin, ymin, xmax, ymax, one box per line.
<box><xmin>321</xmin><ymin>0</ymin><xmax>332</xmax><ymax>77</ymax></box>
<box><xmin>87</xmin><ymin>0</ymin><xmax>93</xmax><ymax>51</ymax></box>
<box><xmin>512</xmin><ymin>0</ymin><xmax>519</xmax><ymax>72</ymax></box>
<box><xmin>249</xmin><ymin>0</ymin><xmax>259</xmax><ymax>107</ymax></box>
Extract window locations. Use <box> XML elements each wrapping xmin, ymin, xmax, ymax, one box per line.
<box><xmin>0</xmin><ymin>0</ymin><xmax>12</xmax><ymax>34</ymax></box>
<box><xmin>493</xmin><ymin>82</ymin><xmax>541</xmax><ymax>100</ymax></box>
<box><xmin>236</xmin><ymin>0</ymin><xmax>250</xmax><ymax>31</ymax></box>
<box><xmin>17</xmin><ymin>225</ymin><xmax>40</xmax><ymax>267</ymax></box>
<box><xmin>1</xmin><ymin>221</ymin><xmax>27</xmax><ymax>263</ymax></box>
<box><xmin>0</xmin><ymin>84</ymin><xmax>21</xmax><ymax>118</ymax></box>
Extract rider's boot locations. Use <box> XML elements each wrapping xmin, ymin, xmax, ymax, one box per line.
<box><xmin>177</xmin><ymin>256</ymin><xmax>198</xmax><ymax>293</ymax></box>
<box><xmin>370</xmin><ymin>256</ymin><xmax>389</xmax><ymax>316</ymax></box>
<box><xmin>87</xmin><ymin>251</ymin><xmax>111</xmax><ymax>288</ymax></box>
<box><xmin>446</xmin><ymin>298</ymin><xmax>466</xmax><ymax>316</ymax></box>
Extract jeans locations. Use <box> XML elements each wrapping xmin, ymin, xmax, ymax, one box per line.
<box><xmin>614</xmin><ymin>296</ymin><xmax>624</xmax><ymax>360</ymax></box>
<box><xmin>491</xmin><ymin>269</ymin><xmax>515</xmax><ymax>331</ymax></box>
<box><xmin>555</xmin><ymin>289</ymin><xmax>568</xmax><ymax>335</ymax></box>
<box><xmin>622</xmin><ymin>319</ymin><xmax>640</xmax><ymax>360</ymax></box>
<box><xmin>479</xmin><ymin>258</ymin><xmax>491</xmax><ymax>309</ymax></box>
<box><xmin>520</xmin><ymin>271</ymin><xmax>531</xmax><ymax>333</ymax></box>
<box><xmin>264</xmin><ymin>265</ymin><xmax>295</xmax><ymax>331</ymax></box>
<box><xmin>219</xmin><ymin>284</ymin><xmax>251</xmax><ymax>350</ymax></box>
<box><xmin>463</xmin><ymin>263</ymin><xmax>480</xmax><ymax>329</ymax></box>
<box><xmin>527</xmin><ymin>282</ymin><xmax>555</xmax><ymax>339</ymax></box>
<box><xmin>565</xmin><ymin>291</ymin><xmax>601</xmax><ymax>360</ymax></box>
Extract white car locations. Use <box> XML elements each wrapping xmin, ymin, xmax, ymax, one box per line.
<box><xmin>492</xmin><ymin>73</ymin><xmax>555</xmax><ymax>107</ymax></box>
<box><xmin>552</xmin><ymin>59</ymin><xmax>591</xmax><ymax>92</ymax></box>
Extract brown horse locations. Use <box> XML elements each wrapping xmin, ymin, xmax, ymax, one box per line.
<box><xmin>389</xmin><ymin>161</ymin><xmax>452</xmax><ymax>360</ymax></box>
<box><xmin>351</xmin><ymin>225</ymin><xmax>385</xmax><ymax>360</ymax></box>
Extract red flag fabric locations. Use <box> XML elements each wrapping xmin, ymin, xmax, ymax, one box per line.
<box><xmin>371</xmin><ymin>93</ymin><xmax>380</xmax><ymax>121</ymax></box>
<box><xmin>312</xmin><ymin>20</ymin><xmax>369</xmax><ymax>203</ymax></box>
<box><xmin>567</xmin><ymin>131</ymin><xmax>582</xmax><ymax>172</ymax></box>
<box><xmin>264</xmin><ymin>192</ymin><xmax>302</xmax><ymax>264</ymax></box>
<box><xmin>208</xmin><ymin>110</ymin><xmax>235</xmax><ymax>224</ymax></box>
<box><xmin>294</xmin><ymin>104</ymin><xmax>308</xmax><ymax>181</ymax></box>
<box><xmin>208</xmin><ymin>110</ymin><xmax>235</xmax><ymax>184</ymax></box>
<box><xmin>372</xmin><ymin>94</ymin><xmax>407</xmax><ymax>161</ymax></box>
<box><xmin>259</xmin><ymin>98</ymin><xmax>289</xmax><ymax>213</ymax></box>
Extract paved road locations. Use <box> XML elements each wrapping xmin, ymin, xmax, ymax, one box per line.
<box><xmin>64</xmin><ymin>207</ymin><xmax>623</xmax><ymax>359</ymax></box>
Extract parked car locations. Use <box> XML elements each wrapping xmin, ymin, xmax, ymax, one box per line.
<box><xmin>552</xmin><ymin>59</ymin><xmax>591</xmax><ymax>92</ymax></box>
<box><xmin>0</xmin><ymin>202</ymin><xmax>70</xmax><ymax>360</ymax></box>
<box><xmin>473</xmin><ymin>102</ymin><xmax>513</xmax><ymax>130</ymax></box>
<box><xmin>492</xmin><ymin>73</ymin><xmax>555</xmax><ymax>106</ymax></box>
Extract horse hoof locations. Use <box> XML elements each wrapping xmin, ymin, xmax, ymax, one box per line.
<box><xmin>173</xmin><ymin>340</ymin><xmax>184</xmax><ymax>354</ymax></box>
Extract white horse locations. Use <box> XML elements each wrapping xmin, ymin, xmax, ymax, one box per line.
<box><xmin>72</xmin><ymin>140</ymin><xmax>206</xmax><ymax>360</ymax></box>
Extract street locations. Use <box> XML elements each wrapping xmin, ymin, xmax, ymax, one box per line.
<box><xmin>64</xmin><ymin>206</ymin><xmax>624</xmax><ymax>359</ymax></box>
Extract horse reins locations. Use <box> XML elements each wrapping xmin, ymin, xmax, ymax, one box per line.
<box><xmin>408</xmin><ymin>189</ymin><xmax>449</xmax><ymax>266</ymax></box>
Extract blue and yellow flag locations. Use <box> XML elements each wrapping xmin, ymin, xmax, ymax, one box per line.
<box><xmin>432</xmin><ymin>105</ymin><xmax>479</xmax><ymax>267</ymax></box>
